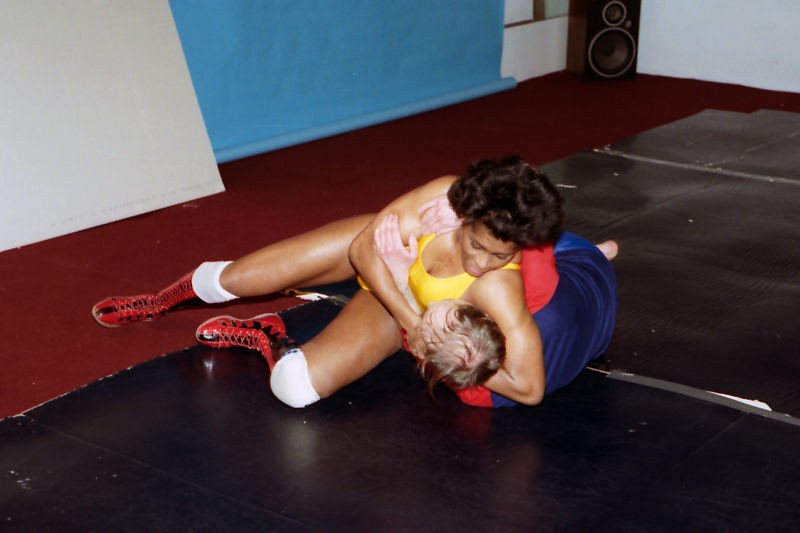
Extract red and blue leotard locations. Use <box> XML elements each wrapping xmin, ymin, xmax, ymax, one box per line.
<box><xmin>454</xmin><ymin>232</ymin><xmax>617</xmax><ymax>408</ymax></box>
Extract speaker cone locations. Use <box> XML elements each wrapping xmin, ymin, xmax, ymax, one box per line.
<box><xmin>587</xmin><ymin>28</ymin><xmax>636</xmax><ymax>78</ymax></box>
<box><xmin>602</xmin><ymin>1</ymin><xmax>626</xmax><ymax>26</ymax></box>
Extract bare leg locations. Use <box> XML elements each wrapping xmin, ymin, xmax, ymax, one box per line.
<box><xmin>220</xmin><ymin>214</ymin><xmax>373</xmax><ymax>297</ymax></box>
<box><xmin>196</xmin><ymin>290</ymin><xmax>404</xmax><ymax>405</ymax></box>
<box><xmin>303</xmin><ymin>289</ymin><xmax>404</xmax><ymax>398</ymax></box>
<box><xmin>93</xmin><ymin>214</ymin><xmax>375</xmax><ymax>327</ymax></box>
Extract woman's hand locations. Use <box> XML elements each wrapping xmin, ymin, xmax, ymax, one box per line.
<box><xmin>373</xmin><ymin>213</ymin><xmax>417</xmax><ymax>287</ymax></box>
<box><xmin>419</xmin><ymin>195</ymin><xmax>461</xmax><ymax>235</ymax></box>
<box><xmin>404</xmin><ymin>319</ymin><xmax>429</xmax><ymax>358</ymax></box>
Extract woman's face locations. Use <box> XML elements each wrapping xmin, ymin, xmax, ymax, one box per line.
<box><xmin>459</xmin><ymin>222</ymin><xmax>518</xmax><ymax>277</ymax></box>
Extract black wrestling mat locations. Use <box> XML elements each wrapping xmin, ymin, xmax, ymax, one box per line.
<box><xmin>3</xmin><ymin>299</ymin><xmax>800</xmax><ymax>531</ymax></box>
<box><xmin>4</xmin><ymin>109</ymin><xmax>799</xmax><ymax>530</ymax></box>
<box><xmin>544</xmin><ymin>109</ymin><xmax>800</xmax><ymax>417</ymax></box>
<box><xmin>601</xmin><ymin>109</ymin><xmax>800</xmax><ymax>180</ymax></box>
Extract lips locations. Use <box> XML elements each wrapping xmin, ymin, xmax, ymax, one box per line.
<box><xmin>465</xmin><ymin>261</ymin><xmax>483</xmax><ymax>277</ymax></box>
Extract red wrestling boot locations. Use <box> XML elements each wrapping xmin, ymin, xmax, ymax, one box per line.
<box><xmin>92</xmin><ymin>272</ymin><xmax>196</xmax><ymax>327</ymax></box>
<box><xmin>194</xmin><ymin>313</ymin><xmax>296</xmax><ymax>370</ymax></box>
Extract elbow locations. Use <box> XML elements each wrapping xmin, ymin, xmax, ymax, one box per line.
<box><xmin>347</xmin><ymin>247</ymin><xmax>358</xmax><ymax>270</ymax></box>
<box><xmin>485</xmin><ymin>375</ymin><xmax>545</xmax><ymax>406</ymax></box>
<box><xmin>517</xmin><ymin>387</ymin><xmax>544</xmax><ymax>406</ymax></box>
<box><xmin>517</xmin><ymin>388</ymin><xmax>544</xmax><ymax>406</ymax></box>
<box><xmin>347</xmin><ymin>236</ymin><xmax>366</xmax><ymax>269</ymax></box>
<box><xmin>514</xmin><ymin>377</ymin><xmax>545</xmax><ymax>406</ymax></box>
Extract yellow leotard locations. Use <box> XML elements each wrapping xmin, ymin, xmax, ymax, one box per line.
<box><xmin>408</xmin><ymin>234</ymin><xmax>520</xmax><ymax>310</ymax></box>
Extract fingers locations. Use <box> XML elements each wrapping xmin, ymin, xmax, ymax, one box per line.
<box><xmin>374</xmin><ymin>213</ymin><xmax>396</xmax><ymax>244</ymax></box>
<box><xmin>419</xmin><ymin>195</ymin><xmax>461</xmax><ymax>235</ymax></box>
<box><xmin>388</xmin><ymin>214</ymin><xmax>404</xmax><ymax>251</ymax></box>
<box><xmin>373</xmin><ymin>216</ymin><xmax>389</xmax><ymax>254</ymax></box>
<box><xmin>420</xmin><ymin>197</ymin><xmax>444</xmax><ymax>224</ymax></box>
<box><xmin>373</xmin><ymin>214</ymin><xmax>408</xmax><ymax>260</ymax></box>
<box><xmin>419</xmin><ymin>197</ymin><xmax>445</xmax><ymax>231</ymax></box>
<box><xmin>407</xmin><ymin>233</ymin><xmax>418</xmax><ymax>259</ymax></box>
<box><xmin>419</xmin><ymin>196</ymin><xmax>444</xmax><ymax>214</ymax></box>
<box><xmin>410</xmin><ymin>321</ymin><xmax>434</xmax><ymax>358</ymax></box>
<box><xmin>405</xmin><ymin>329</ymin><xmax>428</xmax><ymax>358</ymax></box>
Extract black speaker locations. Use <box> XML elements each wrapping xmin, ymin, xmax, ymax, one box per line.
<box><xmin>567</xmin><ymin>0</ymin><xmax>640</xmax><ymax>80</ymax></box>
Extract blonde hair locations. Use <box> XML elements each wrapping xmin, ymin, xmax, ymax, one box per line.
<box><xmin>419</xmin><ymin>303</ymin><xmax>506</xmax><ymax>394</ymax></box>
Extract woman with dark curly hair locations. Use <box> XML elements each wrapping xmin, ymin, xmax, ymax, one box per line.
<box><xmin>373</xmin><ymin>210</ymin><xmax>617</xmax><ymax>408</ymax></box>
<box><xmin>92</xmin><ymin>156</ymin><xmax>567</xmax><ymax>408</ymax></box>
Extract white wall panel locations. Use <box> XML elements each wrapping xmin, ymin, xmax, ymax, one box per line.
<box><xmin>502</xmin><ymin>16</ymin><xmax>568</xmax><ymax>81</ymax></box>
<box><xmin>0</xmin><ymin>0</ymin><xmax>223</xmax><ymax>252</ymax></box>
<box><xmin>505</xmin><ymin>0</ymin><xmax>534</xmax><ymax>24</ymax></box>
<box><xmin>638</xmin><ymin>0</ymin><xmax>800</xmax><ymax>92</ymax></box>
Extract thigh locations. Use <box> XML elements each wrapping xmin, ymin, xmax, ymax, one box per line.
<box><xmin>303</xmin><ymin>289</ymin><xmax>405</xmax><ymax>398</ymax></box>
<box><xmin>222</xmin><ymin>214</ymin><xmax>374</xmax><ymax>296</ymax></box>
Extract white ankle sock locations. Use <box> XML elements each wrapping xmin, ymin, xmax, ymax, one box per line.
<box><xmin>192</xmin><ymin>261</ymin><xmax>238</xmax><ymax>303</ymax></box>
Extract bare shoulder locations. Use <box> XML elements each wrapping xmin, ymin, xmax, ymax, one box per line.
<box><xmin>407</xmin><ymin>175</ymin><xmax>457</xmax><ymax>205</ymax></box>
<box><xmin>425</xmin><ymin>174</ymin><xmax>459</xmax><ymax>191</ymax></box>
<box><xmin>379</xmin><ymin>175</ymin><xmax>455</xmax><ymax>212</ymax></box>
<box><xmin>464</xmin><ymin>269</ymin><xmax>528</xmax><ymax>318</ymax></box>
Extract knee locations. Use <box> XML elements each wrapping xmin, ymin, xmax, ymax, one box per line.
<box><xmin>270</xmin><ymin>349</ymin><xmax>321</xmax><ymax>408</ymax></box>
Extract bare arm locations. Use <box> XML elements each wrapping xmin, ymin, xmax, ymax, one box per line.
<box><xmin>465</xmin><ymin>271</ymin><xmax>546</xmax><ymax>405</ymax></box>
<box><xmin>349</xmin><ymin>176</ymin><xmax>457</xmax><ymax>348</ymax></box>
<box><xmin>373</xmin><ymin>213</ymin><xmax>420</xmax><ymax>314</ymax></box>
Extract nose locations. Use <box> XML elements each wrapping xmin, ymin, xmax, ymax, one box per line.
<box><xmin>474</xmin><ymin>252</ymin><xmax>493</xmax><ymax>271</ymax></box>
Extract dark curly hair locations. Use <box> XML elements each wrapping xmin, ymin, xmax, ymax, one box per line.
<box><xmin>447</xmin><ymin>156</ymin><xmax>563</xmax><ymax>247</ymax></box>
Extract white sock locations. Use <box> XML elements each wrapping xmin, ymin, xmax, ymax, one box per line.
<box><xmin>191</xmin><ymin>261</ymin><xmax>238</xmax><ymax>303</ymax></box>
<box><xmin>270</xmin><ymin>349</ymin><xmax>321</xmax><ymax>408</ymax></box>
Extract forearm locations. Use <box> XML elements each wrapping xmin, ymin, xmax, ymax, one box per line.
<box><xmin>394</xmin><ymin>280</ymin><xmax>421</xmax><ymax>315</ymax></box>
<box><xmin>480</xmin><ymin>329</ymin><xmax>546</xmax><ymax>405</ymax></box>
<box><xmin>482</xmin><ymin>366</ymin><xmax>544</xmax><ymax>406</ymax></box>
<box><xmin>367</xmin><ymin>271</ymin><xmax>421</xmax><ymax>332</ymax></box>
<box><xmin>467</xmin><ymin>273</ymin><xmax>546</xmax><ymax>405</ymax></box>
<box><xmin>382</xmin><ymin>255</ymin><xmax>421</xmax><ymax>315</ymax></box>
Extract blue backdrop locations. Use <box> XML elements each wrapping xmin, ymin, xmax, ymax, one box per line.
<box><xmin>169</xmin><ymin>0</ymin><xmax>514</xmax><ymax>162</ymax></box>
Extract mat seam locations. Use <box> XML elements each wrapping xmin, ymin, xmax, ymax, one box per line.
<box><xmin>595</xmin><ymin>147</ymin><xmax>800</xmax><ymax>186</ymax></box>
<box><xmin>591</xmin><ymin>368</ymin><xmax>800</xmax><ymax>428</ymax></box>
